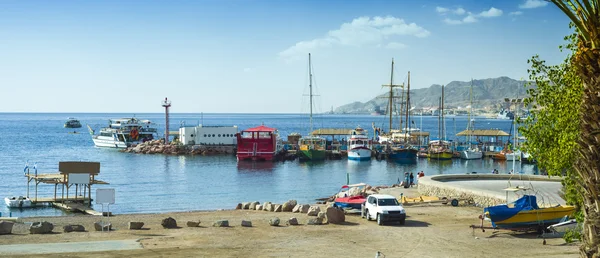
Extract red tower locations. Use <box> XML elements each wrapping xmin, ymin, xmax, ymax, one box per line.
<box><xmin>162</xmin><ymin>97</ymin><xmax>171</xmax><ymax>144</ymax></box>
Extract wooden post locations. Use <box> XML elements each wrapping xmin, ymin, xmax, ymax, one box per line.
<box><xmin>54</xmin><ymin>183</ymin><xmax>57</xmax><ymax>201</ymax></box>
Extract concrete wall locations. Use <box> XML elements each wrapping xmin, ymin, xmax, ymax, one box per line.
<box><xmin>417</xmin><ymin>174</ymin><xmax>562</xmax><ymax>208</ymax></box>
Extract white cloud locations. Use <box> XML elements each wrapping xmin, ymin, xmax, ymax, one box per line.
<box><xmin>463</xmin><ymin>14</ymin><xmax>478</xmax><ymax>23</ymax></box>
<box><xmin>278</xmin><ymin>16</ymin><xmax>430</xmax><ymax>61</ymax></box>
<box><xmin>438</xmin><ymin>6</ymin><xmax>502</xmax><ymax>25</ymax></box>
<box><xmin>478</xmin><ymin>7</ymin><xmax>503</xmax><ymax>17</ymax></box>
<box><xmin>385</xmin><ymin>42</ymin><xmax>407</xmax><ymax>49</ymax></box>
<box><xmin>436</xmin><ymin>6</ymin><xmax>449</xmax><ymax>13</ymax></box>
<box><xmin>509</xmin><ymin>11</ymin><xmax>524</xmax><ymax>16</ymax></box>
<box><xmin>454</xmin><ymin>7</ymin><xmax>466</xmax><ymax>15</ymax></box>
<box><xmin>519</xmin><ymin>0</ymin><xmax>548</xmax><ymax>9</ymax></box>
<box><xmin>443</xmin><ymin>14</ymin><xmax>478</xmax><ymax>25</ymax></box>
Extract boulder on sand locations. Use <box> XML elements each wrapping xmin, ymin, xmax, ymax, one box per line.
<box><xmin>269</xmin><ymin>217</ymin><xmax>280</xmax><ymax>226</ymax></box>
<box><xmin>288</xmin><ymin>217</ymin><xmax>299</xmax><ymax>226</ymax></box>
<box><xmin>30</xmin><ymin>221</ymin><xmax>54</xmax><ymax>234</ymax></box>
<box><xmin>94</xmin><ymin>222</ymin><xmax>112</xmax><ymax>231</ymax></box>
<box><xmin>274</xmin><ymin>204</ymin><xmax>282</xmax><ymax>212</ymax></box>
<box><xmin>213</xmin><ymin>220</ymin><xmax>229</xmax><ymax>227</ymax></box>
<box><xmin>326</xmin><ymin>207</ymin><xmax>346</xmax><ymax>224</ymax></box>
<box><xmin>161</xmin><ymin>217</ymin><xmax>178</xmax><ymax>229</ymax></box>
<box><xmin>0</xmin><ymin>221</ymin><xmax>14</xmax><ymax>235</ymax></box>
<box><xmin>187</xmin><ymin>221</ymin><xmax>200</xmax><ymax>227</ymax></box>
<box><xmin>249</xmin><ymin>201</ymin><xmax>260</xmax><ymax>210</ymax></box>
<box><xmin>241</xmin><ymin>220</ymin><xmax>252</xmax><ymax>227</ymax></box>
<box><xmin>63</xmin><ymin>224</ymin><xmax>85</xmax><ymax>233</ymax></box>
<box><xmin>307</xmin><ymin>206</ymin><xmax>321</xmax><ymax>216</ymax></box>
<box><xmin>128</xmin><ymin>222</ymin><xmax>145</xmax><ymax>230</ymax></box>
<box><xmin>300</xmin><ymin>204</ymin><xmax>311</xmax><ymax>213</ymax></box>
<box><xmin>282</xmin><ymin>200</ymin><xmax>297</xmax><ymax>212</ymax></box>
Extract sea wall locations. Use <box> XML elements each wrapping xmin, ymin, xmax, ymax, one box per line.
<box><xmin>122</xmin><ymin>139</ymin><xmax>236</xmax><ymax>155</ymax></box>
<box><xmin>417</xmin><ymin>174</ymin><xmax>562</xmax><ymax>207</ymax></box>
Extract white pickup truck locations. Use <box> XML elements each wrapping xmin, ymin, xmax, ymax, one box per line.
<box><xmin>362</xmin><ymin>194</ymin><xmax>406</xmax><ymax>225</ymax></box>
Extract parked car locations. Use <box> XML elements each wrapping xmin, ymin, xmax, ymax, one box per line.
<box><xmin>362</xmin><ymin>194</ymin><xmax>406</xmax><ymax>225</ymax></box>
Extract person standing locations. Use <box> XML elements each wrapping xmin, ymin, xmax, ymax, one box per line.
<box><xmin>409</xmin><ymin>172</ymin><xmax>415</xmax><ymax>187</ymax></box>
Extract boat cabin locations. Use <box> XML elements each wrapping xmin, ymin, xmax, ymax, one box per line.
<box><xmin>236</xmin><ymin>125</ymin><xmax>281</xmax><ymax>161</ymax></box>
<box><xmin>179</xmin><ymin>125</ymin><xmax>238</xmax><ymax>145</ymax></box>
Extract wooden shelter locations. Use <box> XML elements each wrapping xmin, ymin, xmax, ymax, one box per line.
<box><xmin>25</xmin><ymin>161</ymin><xmax>108</xmax><ymax>208</ymax></box>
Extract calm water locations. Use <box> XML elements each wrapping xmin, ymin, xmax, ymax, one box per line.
<box><xmin>0</xmin><ymin>113</ymin><xmax>536</xmax><ymax>217</ymax></box>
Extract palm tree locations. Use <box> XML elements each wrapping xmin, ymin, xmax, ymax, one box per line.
<box><xmin>550</xmin><ymin>1</ymin><xmax>600</xmax><ymax>257</ymax></box>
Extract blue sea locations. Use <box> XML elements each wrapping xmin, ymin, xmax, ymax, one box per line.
<box><xmin>0</xmin><ymin>113</ymin><xmax>536</xmax><ymax>217</ymax></box>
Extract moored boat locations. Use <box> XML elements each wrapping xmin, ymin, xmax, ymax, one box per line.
<box><xmin>348</xmin><ymin>127</ymin><xmax>371</xmax><ymax>161</ymax></box>
<box><xmin>4</xmin><ymin>196</ymin><xmax>32</xmax><ymax>208</ymax></box>
<box><xmin>64</xmin><ymin>117</ymin><xmax>82</xmax><ymax>128</ymax></box>
<box><xmin>236</xmin><ymin>125</ymin><xmax>283</xmax><ymax>161</ymax></box>
<box><xmin>298</xmin><ymin>53</ymin><xmax>327</xmax><ymax>161</ymax></box>
<box><xmin>88</xmin><ymin>117</ymin><xmax>157</xmax><ymax>148</ymax></box>
<box><xmin>428</xmin><ymin>140</ymin><xmax>453</xmax><ymax>160</ymax></box>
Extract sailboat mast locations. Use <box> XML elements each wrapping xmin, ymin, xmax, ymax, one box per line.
<box><xmin>389</xmin><ymin>59</ymin><xmax>394</xmax><ymax>133</ymax></box>
<box><xmin>405</xmin><ymin>71</ymin><xmax>411</xmax><ymax>139</ymax></box>
<box><xmin>309</xmin><ymin>53</ymin><xmax>313</xmax><ymax>133</ymax></box>
<box><xmin>468</xmin><ymin>79</ymin><xmax>472</xmax><ymax>143</ymax></box>
<box><xmin>438</xmin><ymin>97</ymin><xmax>441</xmax><ymax>139</ymax></box>
<box><xmin>442</xmin><ymin>84</ymin><xmax>445</xmax><ymax>140</ymax></box>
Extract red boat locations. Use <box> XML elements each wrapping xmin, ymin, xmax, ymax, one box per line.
<box><xmin>236</xmin><ymin>125</ymin><xmax>282</xmax><ymax>161</ymax></box>
<box><xmin>333</xmin><ymin>183</ymin><xmax>367</xmax><ymax>209</ymax></box>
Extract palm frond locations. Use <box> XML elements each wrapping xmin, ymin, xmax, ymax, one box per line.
<box><xmin>551</xmin><ymin>0</ymin><xmax>600</xmax><ymax>49</ymax></box>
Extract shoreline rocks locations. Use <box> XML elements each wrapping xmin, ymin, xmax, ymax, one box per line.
<box><xmin>122</xmin><ymin>139</ymin><xmax>236</xmax><ymax>156</ymax></box>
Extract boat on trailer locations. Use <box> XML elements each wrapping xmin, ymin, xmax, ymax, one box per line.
<box><xmin>333</xmin><ymin>183</ymin><xmax>367</xmax><ymax>209</ymax></box>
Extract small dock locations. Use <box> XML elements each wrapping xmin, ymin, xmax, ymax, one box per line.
<box><xmin>52</xmin><ymin>202</ymin><xmax>103</xmax><ymax>216</ymax></box>
<box><xmin>23</xmin><ymin>161</ymin><xmax>109</xmax><ymax>216</ymax></box>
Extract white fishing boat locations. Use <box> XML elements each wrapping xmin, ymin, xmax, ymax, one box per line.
<box><xmin>348</xmin><ymin>127</ymin><xmax>371</xmax><ymax>161</ymax></box>
<box><xmin>4</xmin><ymin>196</ymin><xmax>32</xmax><ymax>208</ymax></box>
<box><xmin>88</xmin><ymin>117</ymin><xmax>158</xmax><ymax>148</ymax></box>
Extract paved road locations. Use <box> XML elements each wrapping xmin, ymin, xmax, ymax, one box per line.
<box><xmin>0</xmin><ymin>239</ymin><xmax>142</xmax><ymax>255</ymax></box>
<box><xmin>443</xmin><ymin>179</ymin><xmax>565</xmax><ymax>205</ymax></box>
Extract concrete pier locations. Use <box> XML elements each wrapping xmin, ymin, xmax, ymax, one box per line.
<box><xmin>417</xmin><ymin>174</ymin><xmax>564</xmax><ymax>207</ymax></box>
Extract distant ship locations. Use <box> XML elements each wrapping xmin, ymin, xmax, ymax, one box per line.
<box><xmin>497</xmin><ymin>108</ymin><xmax>514</xmax><ymax>120</ymax></box>
<box><xmin>371</xmin><ymin>105</ymin><xmax>384</xmax><ymax>116</ymax></box>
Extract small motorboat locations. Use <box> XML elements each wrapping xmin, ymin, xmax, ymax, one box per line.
<box><xmin>333</xmin><ymin>183</ymin><xmax>367</xmax><ymax>209</ymax></box>
<box><xmin>547</xmin><ymin>218</ymin><xmax>578</xmax><ymax>234</ymax></box>
<box><xmin>4</xmin><ymin>196</ymin><xmax>33</xmax><ymax>208</ymax></box>
<box><xmin>64</xmin><ymin>117</ymin><xmax>82</xmax><ymax>128</ymax></box>
<box><xmin>484</xmin><ymin>195</ymin><xmax>575</xmax><ymax>230</ymax></box>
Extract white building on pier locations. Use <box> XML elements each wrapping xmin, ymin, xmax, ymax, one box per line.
<box><xmin>179</xmin><ymin>125</ymin><xmax>238</xmax><ymax>145</ymax></box>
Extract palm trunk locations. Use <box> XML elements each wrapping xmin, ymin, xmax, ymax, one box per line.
<box><xmin>573</xmin><ymin>48</ymin><xmax>600</xmax><ymax>258</ymax></box>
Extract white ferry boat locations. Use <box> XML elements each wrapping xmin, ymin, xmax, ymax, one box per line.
<box><xmin>348</xmin><ymin>127</ymin><xmax>371</xmax><ymax>161</ymax></box>
<box><xmin>88</xmin><ymin>117</ymin><xmax>158</xmax><ymax>148</ymax></box>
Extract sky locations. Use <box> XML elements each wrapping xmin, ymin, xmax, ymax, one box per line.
<box><xmin>0</xmin><ymin>0</ymin><xmax>574</xmax><ymax>113</ymax></box>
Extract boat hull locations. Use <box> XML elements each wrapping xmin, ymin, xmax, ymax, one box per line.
<box><xmin>492</xmin><ymin>206</ymin><xmax>576</xmax><ymax>229</ymax></box>
<box><xmin>428</xmin><ymin>152</ymin><xmax>453</xmax><ymax>160</ymax></box>
<box><xmin>334</xmin><ymin>196</ymin><xmax>366</xmax><ymax>209</ymax></box>
<box><xmin>460</xmin><ymin>150</ymin><xmax>483</xmax><ymax>160</ymax></box>
<box><xmin>4</xmin><ymin>197</ymin><xmax>32</xmax><ymax>208</ymax></box>
<box><xmin>298</xmin><ymin>149</ymin><xmax>326</xmax><ymax>161</ymax></box>
<box><xmin>505</xmin><ymin>152</ymin><xmax>522</xmax><ymax>161</ymax></box>
<box><xmin>348</xmin><ymin>148</ymin><xmax>371</xmax><ymax>161</ymax></box>
<box><xmin>389</xmin><ymin>148</ymin><xmax>418</xmax><ymax>162</ymax></box>
<box><xmin>92</xmin><ymin>137</ymin><xmax>130</xmax><ymax>148</ymax></box>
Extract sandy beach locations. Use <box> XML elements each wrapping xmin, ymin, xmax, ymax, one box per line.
<box><xmin>0</xmin><ymin>187</ymin><xmax>579</xmax><ymax>258</ymax></box>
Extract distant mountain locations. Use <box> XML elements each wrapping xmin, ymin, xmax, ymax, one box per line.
<box><xmin>334</xmin><ymin>77</ymin><xmax>530</xmax><ymax>114</ymax></box>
